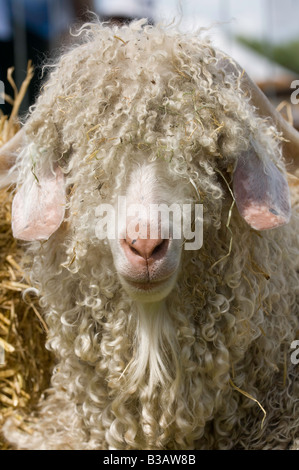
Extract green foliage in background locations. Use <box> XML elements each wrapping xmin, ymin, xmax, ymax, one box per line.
<box><xmin>237</xmin><ymin>36</ymin><xmax>299</xmax><ymax>74</ymax></box>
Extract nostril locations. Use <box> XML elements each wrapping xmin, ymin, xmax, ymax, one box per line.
<box><xmin>129</xmin><ymin>244</ymin><xmax>142</xmax><ymax>257</ymax></box>
<box><xmin>151</xmin><ymin>239</ymin><xmax>168</xmax><ymax>257</ymax></box>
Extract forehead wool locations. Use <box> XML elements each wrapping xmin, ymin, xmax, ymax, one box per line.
<box><xmin>23</xmin><ymin>20</ymin><xmax>280</xmax><ymax>177</ymax></box>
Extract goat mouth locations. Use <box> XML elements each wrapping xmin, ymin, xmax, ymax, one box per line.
<box><xmin>124</xmin><ymin>274</ymin><xmax>173</xmax><ymax>291</ymax></box>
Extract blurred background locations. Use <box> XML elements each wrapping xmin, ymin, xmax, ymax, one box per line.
<box><xmin>0</xmin><ymin>0</ymin><xmax>299</xmax><ymax>126</ymax></box>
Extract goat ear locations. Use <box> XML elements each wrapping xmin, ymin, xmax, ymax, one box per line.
<box><xmin>0</xmin><ymin>129</ymin><xmax>25</xmax><ymax>189</ymax></box>
<box><xmin>12</xmin><ymin>167</ymin><xmax>66</xmax><ymax>241</ymax></box>
<box><xmin>233</xmin><ymin>142</ymin><xmax>291</xmax><ymax>231</ymax></box>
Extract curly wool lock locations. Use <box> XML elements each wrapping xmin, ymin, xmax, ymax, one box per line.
<box><xmin>3</xmin><ymin>20</ymin><xmax>299</xmax><ymax>450</ymax></box>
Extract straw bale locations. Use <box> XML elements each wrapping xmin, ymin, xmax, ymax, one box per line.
<box><xmin>0</xmin><ymin>65</ymin><xmax>53</xmax><ymax>450</ymax></box>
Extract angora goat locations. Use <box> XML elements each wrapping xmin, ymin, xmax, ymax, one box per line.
<box><xmin>1</xmin><ymin>20</ymin><xmax>299</xmax><ymax>450</ymax></box>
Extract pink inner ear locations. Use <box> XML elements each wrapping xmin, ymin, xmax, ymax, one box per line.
<box><xmin>12</xmin><ymin>167</ymin><xmax>66</xmax><ymax>241</ymax></box>
<box><xmin>233</xmin><ymin>148</ymin><xmax>291</xmax><ymax>231</ymax></box>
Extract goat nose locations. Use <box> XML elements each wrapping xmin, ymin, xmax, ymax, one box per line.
<box><xmin>123</xmin><ymin>234</ymin><xmax>169</xmax><ymax>262</ymax></box>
